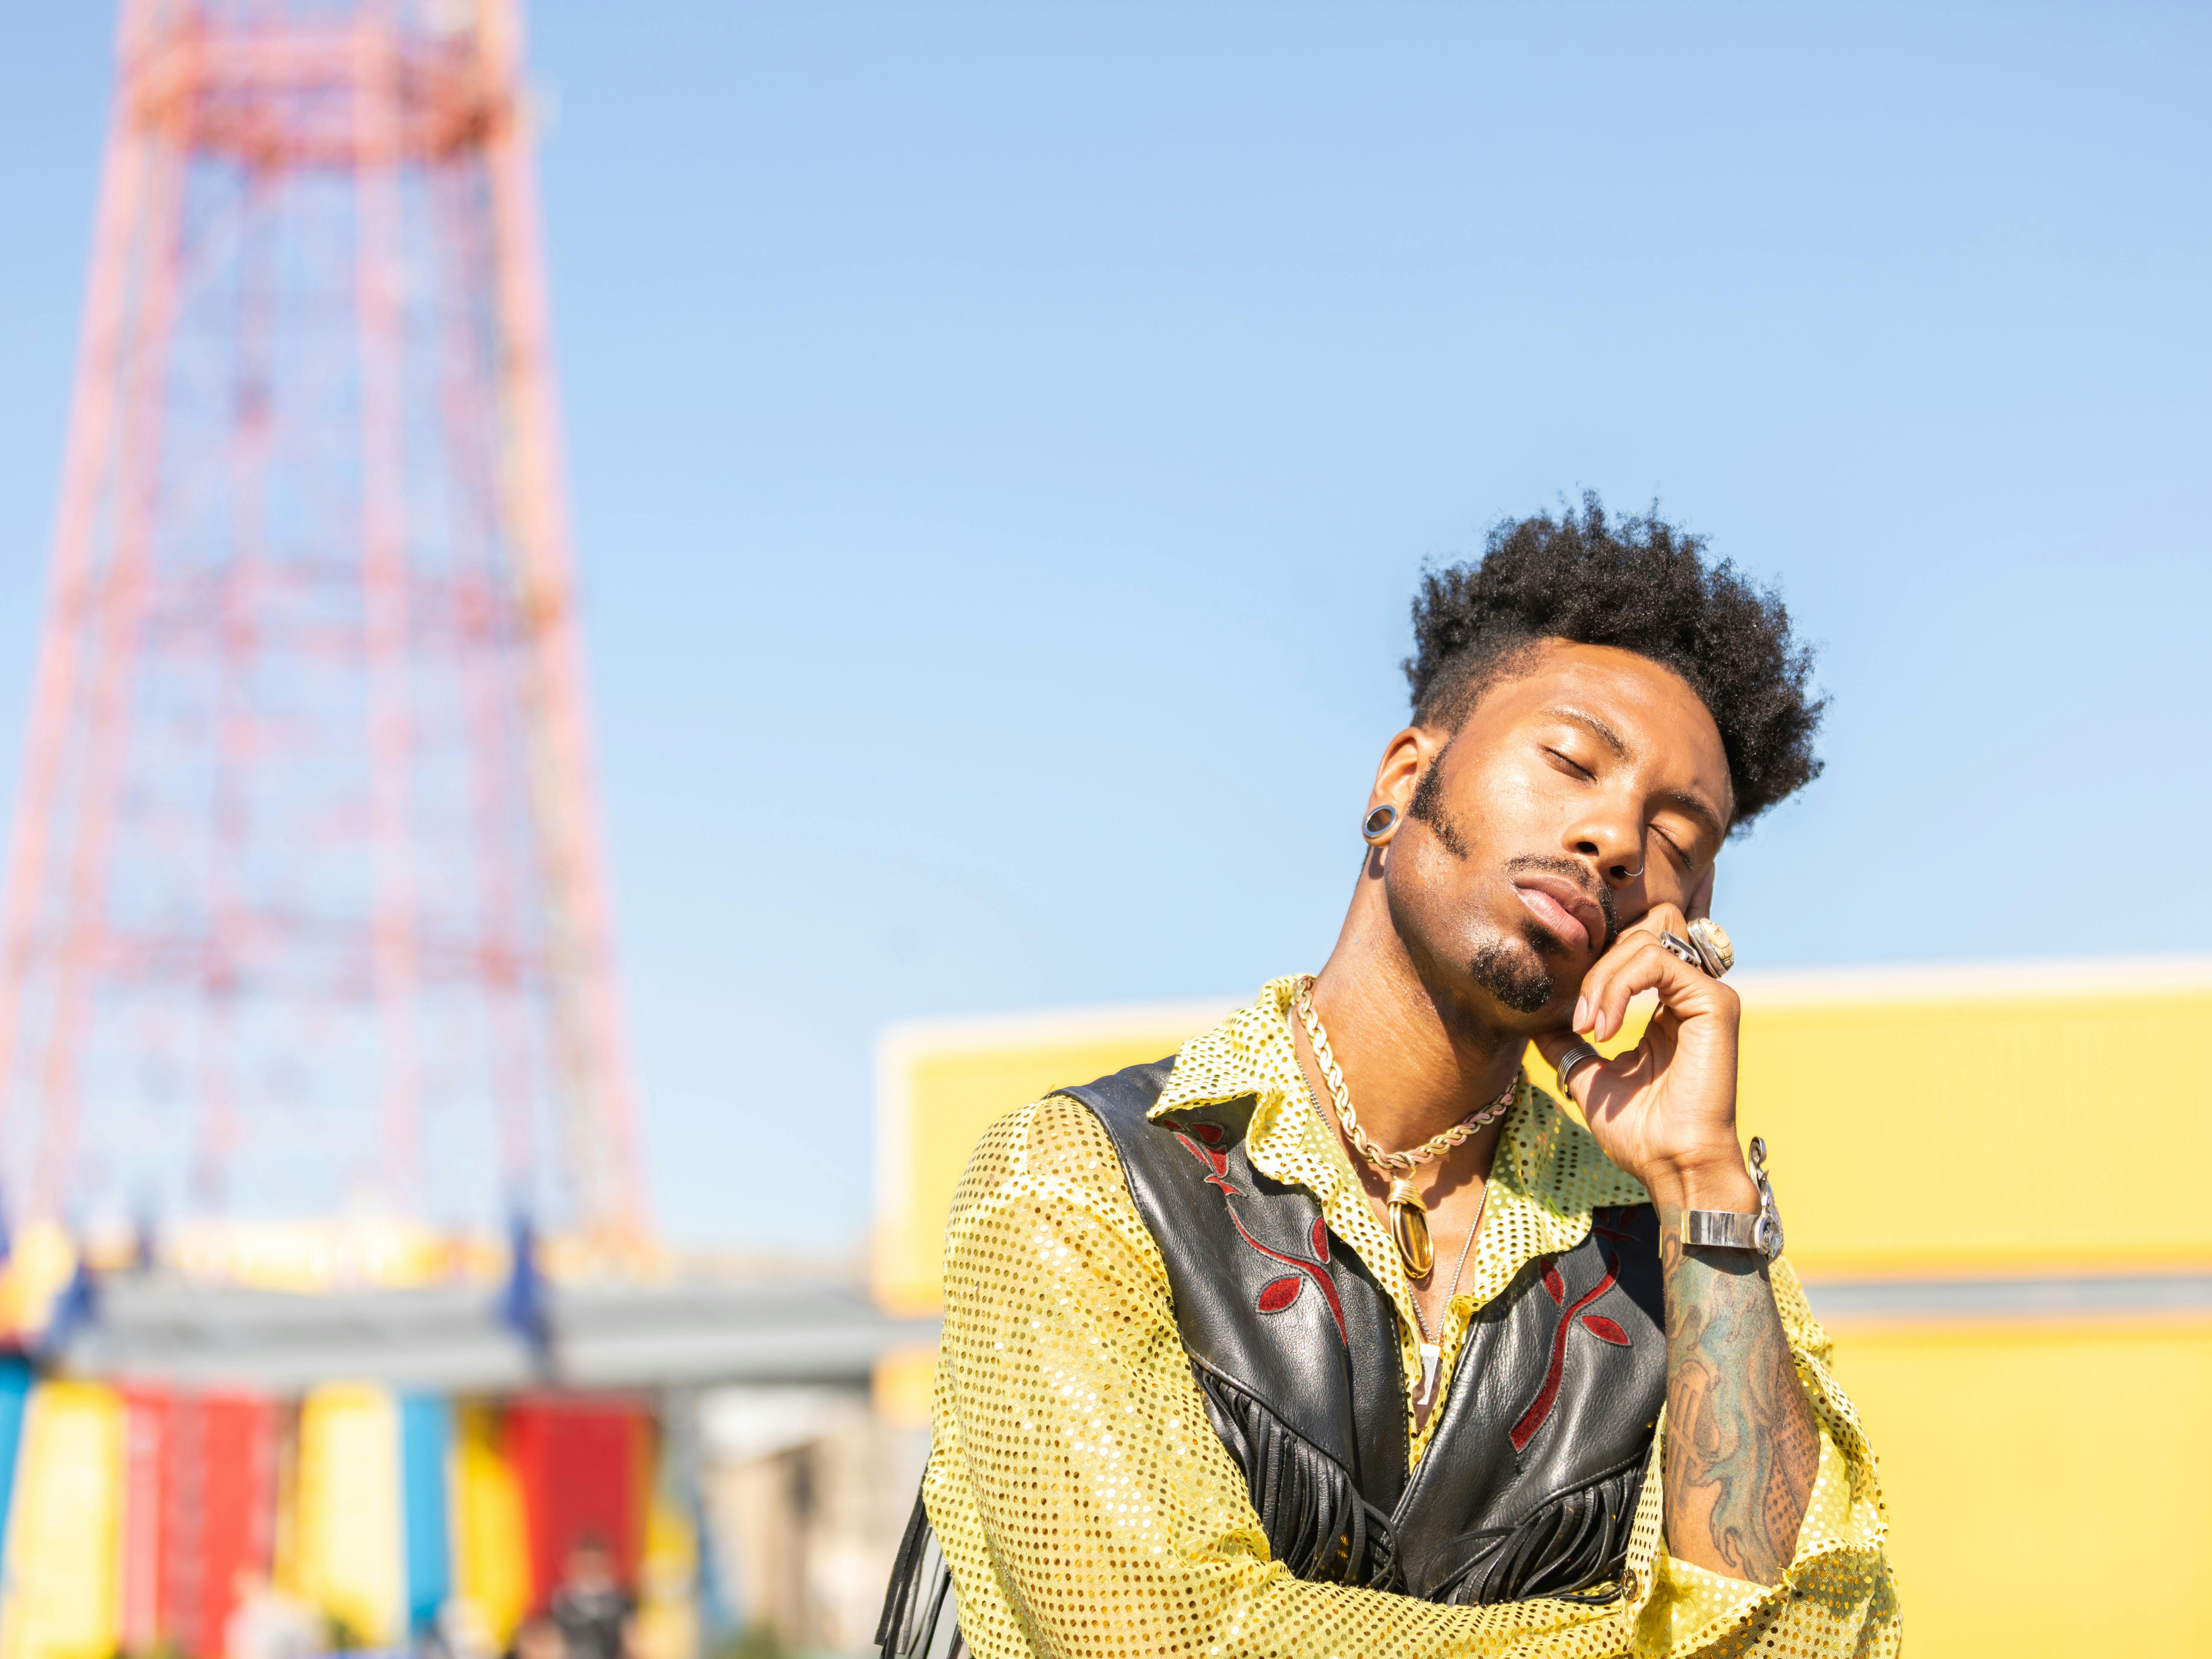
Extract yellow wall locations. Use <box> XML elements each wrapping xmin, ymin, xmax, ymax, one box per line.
<box><xmin>874</xmin><ymin>959</ymin><xmax>2212</xmax><ymax>1652</ymax></box>
<box><xmin>1724</xmin><ymin>969</ymin><xmax>2212</xmax><ymax>1274</ymax></box>
<box><xmin>873</xmin><ymin>999</ymin><xmax>1233</xmax><ymax>1315</ymax></box>
<box><xmin>1824</xmin><ymin>1319</ymin><xmax>2212</xmax><ymax>1654</ymax></box>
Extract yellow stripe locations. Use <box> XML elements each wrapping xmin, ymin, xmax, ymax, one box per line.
<box><xmin>452</xmin><ymin>1402</ymin><xmax>530</xmax><ymax>1644</ymax></box>
<box><xmin>290</xmin><ymin>1385</ymin><xmax>404</xmax><ymax>1645</ymax></box>
<box><xmin>0</xmin><ymin>1383</ymin><xmax>125</xmax><ymax>1659</ymax></box>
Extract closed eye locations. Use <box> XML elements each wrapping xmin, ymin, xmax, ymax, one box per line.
<box><xmin>1544</xmin><ymin>747</ymin><xmax>1595</xmax><ymax>781</ymax></box>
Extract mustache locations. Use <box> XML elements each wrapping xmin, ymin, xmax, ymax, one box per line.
<box><xmin>1501</xmin><ymin>854</ymin><xmax>1620</xmax><ymax>952</ymax></box>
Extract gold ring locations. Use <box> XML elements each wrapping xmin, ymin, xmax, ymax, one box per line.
<box><xmin>1688</xmin><ymin>917</ymin><xmax>1734</xmax><ymax>977</ymax></box>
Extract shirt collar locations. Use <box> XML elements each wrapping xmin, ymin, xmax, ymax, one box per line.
<box><xmin>1154</xmin><ymin>976</ymin><xmax>1648</xmax><ymax>1314</ymax></box>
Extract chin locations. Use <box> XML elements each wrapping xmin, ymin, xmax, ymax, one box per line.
<box><xmin>1468</xmin><ymin>925</ymin><xmax>1567</xmax><ymax>1019</ymax></box>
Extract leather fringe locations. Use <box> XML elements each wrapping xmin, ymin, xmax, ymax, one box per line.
<box><xmin>1196</xmin><ymin>1368</ymin><xmax>1401</xmax><ymax>1591</ymax></box>
<box><xmin>875</xmin><ymin>1489</ymin><xmax>967</xmax><ymax>1659</ymax></box>
<box><xmin>1431</xmin><ymin>1455</ymin><xmax>1646</xmax><ymax>1605</ymax></box>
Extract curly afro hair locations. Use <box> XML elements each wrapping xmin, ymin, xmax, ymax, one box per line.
<box><xmin>1405</xmin><ymin>495</ymin><xmax>1824</xmax><ymax>832</ymax></box>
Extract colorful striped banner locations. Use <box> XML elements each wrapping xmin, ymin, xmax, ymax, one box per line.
<box><xmin>0</xmin><ymin>1379</ymin><xmax>667</xmax><ymax>1659</ymax></box>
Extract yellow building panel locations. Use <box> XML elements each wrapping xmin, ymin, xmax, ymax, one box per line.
<box><xmin>1824</xmin><ymin>1317</ymin><xmax>2212</xmax><ymax>1655</ymax></box>
<box><xmin>0</xmin><ymin>1382</ymin><xmax>124</xmax><ymax>1659</ymax></box>
<box><xmin>1733</xmin><ymin>976</ymin><xmax>2212</xmax><ymax>1272</ymax></box>
<box><xmin>874</xmin><ymin>1000</ymin><xmax>1233</xmax><ymax>1314</ymax></box>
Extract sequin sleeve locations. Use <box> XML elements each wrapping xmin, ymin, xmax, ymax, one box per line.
<box><xmin>1631</xmin><ymin>1257</ymin><xmax>1901</xmax><ymax>1654</ymax></box>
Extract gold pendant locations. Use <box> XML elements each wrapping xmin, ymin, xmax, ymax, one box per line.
<box><xmin>1387</xmin><ymin>1178</ymin><xmax>1433</xmax><ymax>1277</ymax></box>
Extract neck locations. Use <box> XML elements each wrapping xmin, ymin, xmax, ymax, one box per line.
<box><xmin>1306</xmin><ymin>863</ymin><xmax>1527</xmax><ymax>1150</ymax></box>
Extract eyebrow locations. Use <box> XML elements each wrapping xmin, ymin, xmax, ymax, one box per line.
<box><xmin>1539</xmin><ymin>705</ymin><xmax>1730</xmax><ymax>845</ymax></box>
<box><xmin>1654</xmin><ymin>787</ymin><xmax>1729</xmax><ymax>847</ymax></box>
<box><xmin>1538</xmin><ymin>705</ymin><xmax>1632</xmax><ymax>758</ymax></box>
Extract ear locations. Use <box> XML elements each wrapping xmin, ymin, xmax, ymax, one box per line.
<box><xmin>1370</xmin><ymin>726</ymin><xmax>1445</xmax><ymax>827</ymax></box>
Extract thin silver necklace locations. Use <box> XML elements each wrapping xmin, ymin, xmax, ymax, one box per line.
<box><xmin>1405</xmin><ymin>1177</ymin><xmax>1487</xmax><ymax>1407</ymax></box>
<box><xmin>1292</xmin><ymin>1019</ymin><xmax>1489</xmax><ymax>1408</ymax></box>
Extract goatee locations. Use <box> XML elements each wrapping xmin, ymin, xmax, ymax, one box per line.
<box><xmin>1471</xmin><ymin>922</ymin><xmax>1556</xmax><ymax>1015</ymax></box>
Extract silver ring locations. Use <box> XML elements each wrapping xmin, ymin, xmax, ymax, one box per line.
<box><xmin>1553</xmin><ymin>1040</ymin><xmax>1603</xmax><ymax>1099</ymax></box>
<box><xmin>1660</xmin><ymin>922</ymin><xmax>1733</xmax><ymax>979</ymax></box>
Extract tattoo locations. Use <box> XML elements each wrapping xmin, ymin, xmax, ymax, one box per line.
<box><xmin>1657</xmin><ymin>1206</ymin><xmax>1822</xmax><ymax>1585</ymax></box>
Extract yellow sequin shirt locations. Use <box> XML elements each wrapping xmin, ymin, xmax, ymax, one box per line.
<box><xmin>922</xmin><ymin>978</ymin><xmax>1899</xmax><ymax>1658</ymax></box>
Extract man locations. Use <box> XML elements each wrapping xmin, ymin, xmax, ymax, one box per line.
<box><xmin>549</xmin><ymin>1533</ymin><xmax>637</xmax><ymax>1659</ymax></box>
<box><xmin>879</xmin><ymin>501</ymin><xmax>1896</xmax><ymax>1659</ymax></box>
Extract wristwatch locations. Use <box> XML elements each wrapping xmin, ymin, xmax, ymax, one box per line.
<box><xmin>1679</xmin><ymin>1136</ymin><xmax>1785</xmax><ymax>1260</ymax></box>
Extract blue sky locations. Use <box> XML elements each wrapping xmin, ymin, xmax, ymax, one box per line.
<box><xmin>1</xmin><ymin>3</ymin><xmax>2206</xmax><ymax>1247</ymax></box>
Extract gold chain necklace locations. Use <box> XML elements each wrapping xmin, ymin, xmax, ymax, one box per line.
<box><xmin>1291</xmin><ymin>974</ymin><xmax>1518</xmax><ymax>1280</ymax></box>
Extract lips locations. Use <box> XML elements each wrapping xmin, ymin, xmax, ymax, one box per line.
<box><xmin>1513</xmin><ymin>875</ymin><xmax>1605</xmax><ymax>956</ymax></box>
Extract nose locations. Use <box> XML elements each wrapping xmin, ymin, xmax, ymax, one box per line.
<box><xmin>1567</xmin><ymin>810</ymin><xmax>1645</xmax><ymax>891</ymax></box>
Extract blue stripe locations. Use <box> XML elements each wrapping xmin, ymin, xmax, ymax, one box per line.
<box><xmin>0</xmin><ymin>1359</ymin><xmax>34</xmax><ymax>1649</ymax></box>
<box><xmin>400</xmin><ymin>1395</ymin><xmax>453</xmax><ymax>1631</ymax></box>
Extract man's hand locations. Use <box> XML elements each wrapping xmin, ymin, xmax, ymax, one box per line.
<box><xmin>1532</xmin><ymin>876</ymin><xmax>1756</xmax><ymax>1215</ymax></box>
<box><xmin>1534</xmin><ymin>873</ymin><xmax>1821</xmax><ymax>1587</ymax></box>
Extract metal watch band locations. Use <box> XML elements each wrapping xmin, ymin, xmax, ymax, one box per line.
<box><xmin>1681</xmin><ymin>1208</ymin><xmax>1762</xmax><ymax>1251</ymax></box>
<box><xmin>1677</xmin><ymin>1136</ymin><xmax>1785</xmax><ymax>1261</ymax></box>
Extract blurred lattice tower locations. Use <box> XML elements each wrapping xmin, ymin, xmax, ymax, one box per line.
<box><xmin>0</xmin><ymin>0</ymin><xmax>644</xmax><ymax>1241</ymax></box>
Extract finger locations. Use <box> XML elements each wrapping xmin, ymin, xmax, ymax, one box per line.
<box><xmin>1688</xmin><ymin>864</ymin><xmax>1716</xmax><ymax>923</ymax></box>
<box><xmin>1585</xmin><ymin>934</ymin><xmax>1723</xmax><ymax>1042</ymax></box>
<box><xmin>1572</xmin><ymin>927</ymin><xmax>1649</xmax><ymax>1033</ymax></box>
<box><xmin>1533</xmin><ymin>1030</ymin><xmax>1598</xmax><ymax>1074</ymax></box>
<box><xmin>1532</xmin><ymin>1031</ymin><xmax>1612</xmax><ymax>1110</ymax></box>
<box><xmin>1573</xmin><ymin>935</ymin><xmax>1657</xmax><ymax>1041</ymax></box>
<box><xmin>1593</xmin><ymin>938</ymin><xmax>1671</xmax><ymax>1042</ymax></box>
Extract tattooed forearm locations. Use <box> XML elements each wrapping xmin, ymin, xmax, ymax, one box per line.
<box><xmin>1657</xmin><ymin>1206</ymin><xmax>1822</xmax><ymax>1585</ymax></box>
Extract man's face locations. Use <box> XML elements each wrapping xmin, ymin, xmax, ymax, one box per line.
<box><xmin>1382</xmin><ymin>640</ymin><xmax>1733</xmax><ymax>1033</ymax></box>
<box><xmin>566</xmin><ymin>1541</ymin><xmax>616</xmax><ymax>1590</ymax></box>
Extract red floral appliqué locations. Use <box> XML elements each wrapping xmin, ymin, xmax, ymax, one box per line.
<box><xmin>1171</xmin><ymin>1121</ymin><xmax>1240</xmax><ymax>1196</ymax></box>
<box><xmin>1510</xmin><ymin>1247</ymin><xmax>1630</xmax><ymax>1452</ymax></box>
<box><xmin>1165</xmin><ymin>1118</ymin><xmax>1347</xmax><ymax>1345</ymax></box>
<box><xmin>1591</xmin><ymin>1206</ymin><xmax>1641</xmax><ymax>1247</ymax></box>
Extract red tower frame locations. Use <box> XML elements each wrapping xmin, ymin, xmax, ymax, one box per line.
<box><xmin>0</xmin><ymin>0</ymin><xmax>643</xmax><ymax>1240</ymax></box>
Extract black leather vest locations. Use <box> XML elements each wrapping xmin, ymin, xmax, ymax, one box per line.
<box><xmin>878</xmin><ymin>1059</ymin><xmax>1668</xmax><ymax>1659</ymax></box>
